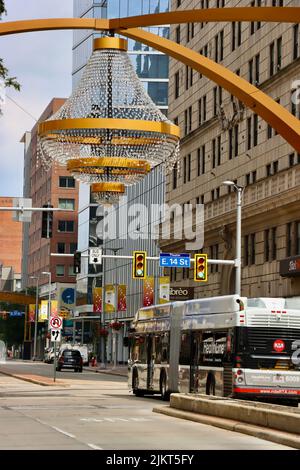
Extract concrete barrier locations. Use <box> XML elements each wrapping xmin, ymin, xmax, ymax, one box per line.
<box><xmin>169</xmin><ymin>394</ymin><xmax>300</xmax><ymax>435</ymax></box>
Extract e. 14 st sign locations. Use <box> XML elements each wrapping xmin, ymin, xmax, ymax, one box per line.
<box><xmin>159</xmin><ymin>253</ymin><xmax>191</xmax><ymax>268</ymax></box>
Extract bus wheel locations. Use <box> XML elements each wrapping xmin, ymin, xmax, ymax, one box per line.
<box><xmin>133</xmin><ymin>371</ymin><xmax>143</xmax><ymax>397</ymax></box>
<box><xmin>206</xmin><ymin>374</ymin><xmax>216</xmax><ymax>396</ymax></box>
<box><xmin>160</xmin><ymin>372</ymin><xmax>170</xmax><ymax>401</ymax></box>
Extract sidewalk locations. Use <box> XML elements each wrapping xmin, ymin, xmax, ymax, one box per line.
<box><xmin>83</xmin><ymin>363</ymin><xmax>128</xmax><ymax>377</ymax></box>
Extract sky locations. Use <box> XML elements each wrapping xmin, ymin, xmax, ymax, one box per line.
<box><xmin>0</xmin><ymin>0</ymin><xmax>74</xmax><ymax>197</ymax></box>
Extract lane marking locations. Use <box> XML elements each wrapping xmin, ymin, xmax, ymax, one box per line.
<box><xmin>80</xmin><ymin>417</ymin><xmax>152</xmax><ymax>423</ymax></box>
<box><xmin>50</xmin><ymin>426</ymin><xmax>76</xmax><ymax>439</ymax></box>
<box><xmin>87</xmin><ymin>443</ymin><xmax>103</xmax><ymax>450</ymax></box>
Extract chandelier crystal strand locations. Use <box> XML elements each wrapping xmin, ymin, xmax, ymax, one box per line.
<box><xmin>38</xmin><ymin>37</ymin><xmax>180</xmax><ymax>185</ymax></box>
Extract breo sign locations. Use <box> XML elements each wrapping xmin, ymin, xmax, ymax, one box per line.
<box><xmin>170</xmin><ymin>287</ymin><xmax>194</xmax><ymax>301</ymax></box>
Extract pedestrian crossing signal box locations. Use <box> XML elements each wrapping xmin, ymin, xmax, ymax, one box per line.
<box><xmin>194</xmin><ymin>254</ymin><xmax>208</xmax><ymax>282</ymax></box>
<box><xmin>133</xmin><ymin>251</ymin><xmax>147</xmax><ymax>279</ymax></box>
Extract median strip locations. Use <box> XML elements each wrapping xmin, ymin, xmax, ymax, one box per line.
<box><xmin>0</xmin><ymin>368</ymin><xmax>68</xmax><ymax>386</ymax></box>
<box><xmin>153</xmin><ymin>393</ymin><xmax>300</xmax><ymax>449</ymax></box>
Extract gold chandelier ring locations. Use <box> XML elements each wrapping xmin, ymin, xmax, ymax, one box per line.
<box><xmin>67</xmin><ymin>157</ymin><xmax>151</xmax><ymax>173</ymax></box>
<box><xmin>91</xmin><ymin>182</ymin><xmax>125</xmax><ymax>193</ymax></box>
<box><xmin>38</xmin><ymin>118</ymin><xmax>180</xmax><ymax>139</ymax></box>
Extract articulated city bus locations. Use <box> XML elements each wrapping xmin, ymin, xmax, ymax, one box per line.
<box><xmin>128</xmin><ymin>296</ymin><xmax>300</xmax><ymax>403</ymax></box>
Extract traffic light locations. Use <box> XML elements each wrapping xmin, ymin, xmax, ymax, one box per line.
<box><xmin>194</xmin><ymin>254</ymin><xmax>208</xmax><ymax>282</ymax></box>
<box><xmin>74</xmin><ymin>251</ymin><xmax>81</xmax><ymax>274</ymax></box>
<box><xmin>133</xmin><ymin>251</ymin><xmax>147</xmax><ymax>279</ymax></box>
<box><xmin>41</xmin><ymin>203</ymin><xmax>53</xmax><ymax>238</ymax></box>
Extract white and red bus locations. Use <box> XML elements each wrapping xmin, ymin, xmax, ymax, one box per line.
<box><xmin>128</xmin><ymin>295</ymin><xmax>300</xmax><ymax>404</ymax></box>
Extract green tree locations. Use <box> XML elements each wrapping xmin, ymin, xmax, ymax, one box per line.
<box><xmin>0</xmin><ymin>1</ymin><xmax>20</xmax><ymax>113</ymax></box>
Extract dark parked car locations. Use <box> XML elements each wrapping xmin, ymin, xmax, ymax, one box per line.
<box><xmin>56</xmin><ymin>349</ymin><xmax>83</xmax><ymax>372</ymax></box>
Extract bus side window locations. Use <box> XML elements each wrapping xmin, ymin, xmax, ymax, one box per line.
<box><xmin>161</xmin><ymin>333</ymin><xmax>169</xmax><ymax>363</ymax></box>
<box><xmin>179</xmin><ymin>332</ymin><xmax>191</xmax><ymax>365</ymax></box>
<box><xmin>154</xmin><ymin>335</ymin><xmax>162</xmax><ymax>364</ymax></box>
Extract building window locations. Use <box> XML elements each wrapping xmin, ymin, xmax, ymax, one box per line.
<box><xmin>297</xmin><ymin>222</ymin><xmax>300</xmax><ymax>255</ymax></box>
<box><xmin>197</xmin><ymin>145</ymin><xmax>205</xmax><ymax>176</ymax></box>
<box><xmin>270</xmin><ymin>37</ymin><xmax>282</xmax><ymax>77</ymax></box>
<box><xmin>264</xmin><ymin>229</ymin><xmax>270</xmax><ymax>262</ymax></box>
<box><xmin>287</xmin><ymin>223</ymin><xmax>292</xmax><ymax>257</ymax></box>
<box><xmin>68</xmin><ymin>266</ymin><xmax>76</xmax><ymax>276</ymax></box>
<box><xmin>59</xmin><ymin>198</ymin><xmax>75</xmax><ymax>210</ymax></box>
<box><xmin>293</xmin><ymin>24</ymin><xmax>300</xmax><ymax>60</ymax></box>
<box><xmin>57</xmin><ymin>243</ymin><xmax>65</xmax><ymax>254</ymax></box>
<box><xmin>58</xmin><ymin>220</ymin><xmax>74</xmax><ymax>232</ymax></box>
<box><xmin>59</xmin><ymin>176</ymin><xmax>75</xmax><ymax>188</ymax></box>
<box><xmin>172</xmin><ymin>162</ymin><xmax>178</xmax><ymax>189</ymax></box>
<box><xmin>175</xmin><ymin>26</ymin><xmax>181</xmax><ymax>44</ymax></box>
<box><xmin>271</xmin><ymin>227</ymin><xmax>277</xmax><ymax>261</ymax></box>
<box><xmin>250</xmin><ymin>233</ymin><xmax>256</xmax><ymax>265</ymax></box>
<box><xmin>174</xmin><ymin>71</ymin><xmax>180</xmax><ymax>99</ymax></box>
<box><xmin>70</xmin><ymin>243</ymin><xmax>77</xmax><ymax>254</ymax></box>
<box><xmin>56</xmin><ymin>265</ymin><xmax>65</xmax><ymax>277</ymax></box>
<box><xmin>210</xmin><ymin>244</ymin><xmax>219</xmax><ymax>273</ymax></box>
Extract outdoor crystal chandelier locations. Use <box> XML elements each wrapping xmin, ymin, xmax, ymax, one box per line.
<box><xmin>91</xmin><ymin>182</ymin><xmax>125</xmax><ymax>206</ymax></box>
<box><xmin>38</xmin><ymin>36</ymin><xmax>180</xmax><ymax>186</ymax></box>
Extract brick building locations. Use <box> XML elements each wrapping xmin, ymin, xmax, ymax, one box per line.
<box><xmin>0</xmin><ymin>197</ymin><xmax>22</xmax><ymax>291</ymax></box>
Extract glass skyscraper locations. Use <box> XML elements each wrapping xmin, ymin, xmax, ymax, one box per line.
<box><xmin>73</xmin><ymin>1</ymin><xmax>169</xmax><ymax>362</ymax></box>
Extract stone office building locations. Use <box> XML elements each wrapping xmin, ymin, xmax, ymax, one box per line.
<box><xmin>160</xmin><ymin>0</ymin><xmax>300</xmax><ymax>299</ymax></box>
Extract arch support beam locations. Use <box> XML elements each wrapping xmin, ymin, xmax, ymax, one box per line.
<box><xmin>118</xmin><ymin>27</ymin><xmax>300</xmax><ymax>154</ymax></box>
<box><xmin>2</xmin><ymin>8</ymin><xmax>300</xmax><ymax>37</ymax></box>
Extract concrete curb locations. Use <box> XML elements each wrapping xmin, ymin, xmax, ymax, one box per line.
<box><xmin>0</xmin><ymin>369</ymin><xmax>68</xmax><ymax>387</ymax></box>
<box><xmin>153</xmin><ymin>406</ymin><xmax>300</xmax><ymax>449</ymax></box>
<box><xmin>83</xmin><ymin>367</ymin><xmax>127</xmax><ymax>377</ymax></box>
<box><xmin>170</xmin><ymin>394</ymin><xmax>300</xmax><ymax>434</ymax></box>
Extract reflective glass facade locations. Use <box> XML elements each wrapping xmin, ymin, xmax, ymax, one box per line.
<box><xmin>73</xmin><ymin>2</ymin><xmax>169</xmax><ymax>363</ymax></box>
<box><xmin>72</xmin><ymin>0</ymin><xmax>169</xmax><ymax>112</ymax></box>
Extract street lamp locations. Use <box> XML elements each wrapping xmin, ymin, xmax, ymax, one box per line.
<box><xmin>105</xmin><ymin>246</ymin><xmax>123</xmax><ymax>368</ymax></box>
<box><xmin>222</xmin><ymin>181</ymin><xmax>245</xmax><ymax>297</ymax></box>
<box><xmin>29</xmin><ymin>275</ymin><xmax>39</xmax><ymax>360</ymax></box>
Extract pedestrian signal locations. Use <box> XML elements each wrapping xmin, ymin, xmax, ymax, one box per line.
<box><xmin>133</xmin><ymin>251</ymin><xmax>147</xmax><ymax>279</ymax></box>
<box><xmin>194</xmin><ymin>254</ymin><xmax>208</xmax><ymax>282</ymax></box>
<box><xmin>73</xmin><ymin>251</ymin><xmax>81</xmax><ymax>274</ymax></box>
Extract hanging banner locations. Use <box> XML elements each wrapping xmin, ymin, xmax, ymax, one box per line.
<box><xmin>118</xmin><ymin>285</ymin><xmax>127</xmax><ymax>312</ymax></box>
<box><xmin>143</xmin><ymin>277</ymin><xmax>154</xmax><ymax>307</ymax></box>
<box><xmin>159</xmin><ymin>276</ymin><xmax>170</xmax><ymax>304</ymax></box>
<box><xmin>105</xmin><ymin>284</ymin><xmax>116</xmax><ymax>313</ymax></box>
<box><xmin>28</xmin><ymin>304</ymin><xmax>36</xmax><ymax>323</ymax></box>
<box><xmin>51</xmin><ymin>300</ymin><xmax>58</xmax><ymax>317</ymax></box>
<box><xmin>39</xmin><ymin>301</ymin><xmax>48</xmax><ymax>322</ymax></box>
<box><xmin>93</xmin><ymin>287</ymin><xmax>103</xmax><ymax>313</ymax></box>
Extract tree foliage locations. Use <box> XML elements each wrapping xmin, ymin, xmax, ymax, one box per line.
<box><xmin>0</xmin><ymin>1</ymin><xmax>20</xmax><ymax>113</ymax></box>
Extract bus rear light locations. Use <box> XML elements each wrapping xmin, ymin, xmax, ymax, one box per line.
<box><xmin>237</xmin><ymin>369</ymin><xmax>243</xmax><ymax>376</ymax></box>
<box><xmin>236</xmin><ymin>363</ymin><xmax>241</xmax><ymax>368</ymax></box>
<box><xmin>237</xmin><ymin>377</ymin><xmax>244</xmax><ymax>383</ymax></box>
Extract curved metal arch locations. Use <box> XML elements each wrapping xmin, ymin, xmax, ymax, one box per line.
<box><xmin>118</xmin><ymin>27</ymin><xmax>300</xmax><ymax>154</ymax></box>
<box><xmin>2</xmin><ymin>8</ymin><xmax>300</xmax><ymax>37</ymax></box>
<box><xmin>1</xmin><ymin>10</ymin><xmax>300</xmax><ymax>153</ymax></box>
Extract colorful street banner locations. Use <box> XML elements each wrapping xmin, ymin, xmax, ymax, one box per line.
<box><xmin>105</xmin><ymin>284</ymin><xmax>116</xmax><ymax>312</ymax></box>
<box><xmin>159</xmin><ymin>276</ymin><xmax>170</xmax><ymax>304</ymax></box>
<box><xmin>93</xmin><ymin>287</ymin><xmax>103</xmax><ymax>313</ymax></box>
<box><xmin>143</xmin><ymin>277</ymin><xmax>154</xmax><ymax>307</ymax></box>
<box><xmin>29</xmin><ymin>304</ymin><xmax>36</xmax><ymax>323</ymax></box>
<box><xmin>118</xmin><ymin>285</ymin><xmax>127</xmax><ymax>312</ymax></box>
<box><xmin>51</xmin><ymin>300</ymin><xmax>58</xmax><ymax>317</ymax></box>
<box><xmin>39</xmin><ymin>300</ymin><xmax>48</xmax><ymax>322</ymax></box>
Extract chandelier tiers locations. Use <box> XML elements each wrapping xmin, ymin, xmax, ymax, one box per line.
<box><xmin>38</xmin><ymin>36</ymin><xmax>180</xmax><ymax>186</ymax></box>
<box><xmin>91</xmin><ymin>182</ymin><xmax>125</xmax><ymax>206</ymax></box>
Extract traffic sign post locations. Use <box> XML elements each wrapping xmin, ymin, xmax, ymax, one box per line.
<box><xmin>49</xmin><ymin>316</ymin><xmax>62</xmax><ymax>382</ymax></box>
<box><xmin>89</xmin><ymin>247</ymin><xmax>102</xmax><ymax>265</ymax></box>
<box><xmin>159</xmin><ymin>253</ymin><xmax>191</xmax><ymax>268</ymax></box>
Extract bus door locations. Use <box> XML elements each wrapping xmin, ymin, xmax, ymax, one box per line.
<box><xmin>147</xmin><ymin>335</ymin><xmax>154</xmax><ymax>390</ymax></box>
<box><xmin>190</xmin><ymin>331</ymin><xmax>201</xmax><ymax>393</ymax></box>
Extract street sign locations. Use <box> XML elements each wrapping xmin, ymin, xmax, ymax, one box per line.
<box><xmin>51</xmin><ymin>329</ymin><xmax>61</xmax><ymax>343</ymax></box>
<box><xmin>159</xmin><ymin>253</ymin><xmax>191</xmax><ymax>268</ymax></box>
<box><xmin>49</xmin><ymin>316</ymin><xmax>63</xmax><ymax>330</ymax></box>
<box><xmin>89</xmin><ymin>247</ymin><xmax>102</xmax><ymax>265</ymax></box>
<box><xmin>12</xmin><ymin>197</ymin><xmax>32</xmax><ymax>222</ymax></box>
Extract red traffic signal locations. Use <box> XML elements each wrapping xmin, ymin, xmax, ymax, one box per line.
<box><xmin>133</xmin><ymin>251</ymin><xmax>147</xmax><ymax>279</ymax></box>
<box><xmin>194</xmin><ymin>254</ymin><xmax>208</xmax><ymax>282</ymax></box>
